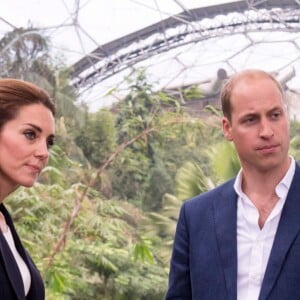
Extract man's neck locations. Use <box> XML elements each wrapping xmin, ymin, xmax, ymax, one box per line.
<box><xmin>240</xmin><ymin>158</ymin><xmax>292</xmax><ymax>228</ymax></box>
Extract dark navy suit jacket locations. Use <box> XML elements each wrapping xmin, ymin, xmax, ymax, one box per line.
<box><xmin>0</xmin><ymin>204</ymin><xmax>44</xmax><ymax>300</ymax></box>
<box><xmin>166</xmin><ymin>164</ymin><xmax>300</xmax><ymax>300</ymax></box>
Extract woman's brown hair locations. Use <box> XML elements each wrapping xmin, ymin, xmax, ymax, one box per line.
<box><xmin>0</xmin><ymin>78</ymin><xmax>55</xmax><ymax>129</ymax></box>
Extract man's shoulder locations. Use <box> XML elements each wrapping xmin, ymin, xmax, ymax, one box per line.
<box><xmin>295</xmin><ymin>161</ymin><xmax>300</xmax><ymax>174</ymax></box>
<box><xmin>183</xmin><ymin>177</ymin><xmax>236</xmax><ymax>209</ymax></box>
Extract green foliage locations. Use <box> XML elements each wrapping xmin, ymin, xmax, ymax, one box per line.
<box><xmin>52</xmin><ymin>68</ymin><xmax>86</xmax><ymax>131</ymax></box>
<box><xmin>116</xmin><ymin>69</ymin><xmax>178</xmax><ymax>141</ymax></box>
<box><xmin>75</xmin><ymin>109</ymin><xmax>117</xmax><ymax>167</ymax></box>
<box><xmin>208</xmin><ymin>141</ymin><xmax>241</xmax><ymax>183</ymax></box>
<box><xmin>289</xmin><ymin>120</ymin><xmax>300</xmax><ymax>162</ymax></box>
<box><xmin>109</xmin><ymin>70</ymin><xmax>183</xmax><ymax>207</ymax></box>
<box><xmin>142</xmin><ymin>193</ymin><xmax>181</xmax><ymax>265</ymax></box>
<box><xmin>175</xmin><ymin>161</ymin><xmax>215</xmax><ymax>201</ymax></box>
<box><xmin>0</xmin><ymin>27</ymin><xmax>50</xmax><ymax>79</ymax></box>
<box><xmin>109</xmin><ymin>146</ymin><xmax>151</xmax><ymax>203</ymax></box>
<box><xmin>7</xmin><ymin>148</ymin><xmax>169</xmax><ymax>299</ymax></box>
<box><xmin>133</xmin><ymin>238</ymin><xmax>154</xmax><ymax>263</ymax></box>
<box><xmin>142</xmin><ymin>156</ymin><xmax>174</xmax><ymax>211</ymax></box>
<box><xmin>182</xmin><ymin>84</ymin><xmax>203</xmax><ymax>101</ymax></box>
<box><xmin>110</xmin><ymin>71</ymin><xmax>219</xmax><ymax>209</ymax></box>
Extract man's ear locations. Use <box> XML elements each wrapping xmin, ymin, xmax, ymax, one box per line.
<box><xmin>222</xmin><ymin>117</ymin><xmax>233</xmax><ymax>141</ymax></box>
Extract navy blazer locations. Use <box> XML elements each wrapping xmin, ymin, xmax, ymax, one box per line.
<box><xmin>0</xmin><ymin>204</ymin><xmax>44</xmax><ymax>300</ymax></box>
<box><xmin>166</xmin><ymin>164</ymin><xmax>300</xmax><ymax>300</ymax></box>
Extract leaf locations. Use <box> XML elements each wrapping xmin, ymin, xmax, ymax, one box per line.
<box><xmin>133</xmin><ymin>240</ymin><xmax>154</xmax><ymax>263</ymax></box>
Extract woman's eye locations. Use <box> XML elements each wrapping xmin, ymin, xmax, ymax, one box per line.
<box><xmin>47</xmin><ymin>137</ymin><xmax>55</xmax><ymax>148</ymax></box>
<box><xmin>24</xmin><ymin>130</ymin><xmax>36</xmax><ymax>140</ymax></box>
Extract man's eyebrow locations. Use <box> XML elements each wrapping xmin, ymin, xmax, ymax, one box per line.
<box><xmin>266</xmin><ymin>106</ymin><xmax>283</xmax><ymax>113</ymax></box>
<box><xmin>240</xmin><ymin>112</ymin><xmax>258</xmax><ymax>118</ymax></box>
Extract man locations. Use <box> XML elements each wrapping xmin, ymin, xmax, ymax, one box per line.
<box><xmin>165</xmin><ymin>69</ymin><xmax>300</xmax><ymax>300</ymax></box>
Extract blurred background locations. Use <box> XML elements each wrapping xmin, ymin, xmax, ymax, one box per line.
<box><xmin>2</xmin><ymin>1</ymin><xmax>300</xmax><ymax>299</ymax></box>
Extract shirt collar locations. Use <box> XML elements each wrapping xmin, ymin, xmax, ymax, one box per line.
<box><xmin>234</xmin><ymin>156</ymin><xmax>295</xmax><ymax>199</ymax></box>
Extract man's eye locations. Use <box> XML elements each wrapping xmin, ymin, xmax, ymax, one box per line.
<box><xmin>244</xmin><ymin>117</ymin><xmax>255</xmax><ymax>124</ymax></box>
<box><xmin>24</xmin><ymin>130</ymin><xmax>36</xmax><ymax>140</ymax></box>
<box><xmin>272</xmin><ymin>112</ymin><xmax>281</xmax><ymax>119</ymax></box>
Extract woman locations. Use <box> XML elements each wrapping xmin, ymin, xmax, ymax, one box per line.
<box><xmin>0</xmin><ymin>78</ymin><xmax>55</xmax><ymax>299</ymax></box>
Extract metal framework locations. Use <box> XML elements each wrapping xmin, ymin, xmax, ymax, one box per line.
<box><xmin>70</xmin><ymin>0</ymin><xmax>300</xmax><ymax>90</ymax></box>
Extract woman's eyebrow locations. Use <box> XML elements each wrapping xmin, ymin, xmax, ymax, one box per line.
<box><xmin>24</xmin><ymin>123</ymin><xmax>42</xmax><ymax>132</ymax></box>
<box><xmin>24</xmin><ymin>123</ymin><xmax>55</xmax><ymax>138</ymax></box>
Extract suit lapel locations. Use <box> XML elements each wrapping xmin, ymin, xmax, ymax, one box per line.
<box><xmin>259</xmin><ymin>165</ymin><xmax>300</xmax><ymax>300</ymax></box>
<box><xmin>0</xmin><ymin>204</ymin><xmax>27</xmax><ymax>300</ymax></box>
<box><xmin>0</xmin><ymin>204</ymin><xmax>45</xmax><ymax>300</ymax></box>
<box><xmin>0</xmin><ymin>232</ymin><xmax>25</xmax><ymax>300</ymax></box>
<box><xmin>214</xmin><ymin>180</ymin><xmax>238</xmax><ymax>300</ymax></box>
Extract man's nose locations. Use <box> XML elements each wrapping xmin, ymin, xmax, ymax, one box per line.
<box><xmin>259</xmin><ymin>119</ymin><xmax>274</xmax><ymax>138</ymax></box>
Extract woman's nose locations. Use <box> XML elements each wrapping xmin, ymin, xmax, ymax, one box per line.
<box><xmin>34</xmin><ymin>140</ymin><xmax>49</xmax><ymax>160</ymax></box>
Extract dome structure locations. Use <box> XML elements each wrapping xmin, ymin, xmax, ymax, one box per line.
<box><xmin>1</xmin><ymin>0</ymin><xmax>300</xmax><ymax>113</ymax></box>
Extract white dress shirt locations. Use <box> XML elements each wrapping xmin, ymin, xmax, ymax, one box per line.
<box><xmin>234</xmin><ymin>158</ymin><xmax>295</xmax><ymax>300</ymax></box>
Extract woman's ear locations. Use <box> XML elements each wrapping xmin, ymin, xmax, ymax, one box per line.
<box><xmin>222</xmin><ymin>117</ymin><xmax>233</xmax><ymax>141</ymax></box>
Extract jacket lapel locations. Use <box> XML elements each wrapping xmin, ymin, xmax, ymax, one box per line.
<box><xmin>0</xmin><ymin>204</ymin><xmax>27</xmax><ymax>300</ymax></box>
<box><xmin>259</xmin><ymin>165</ymin><xmax>300</xmax><ymax>300</ymax></box>
<box><xmin>0</xmin><ymin>204</ymin><xmax>45</xmax><ymax>300</ymax></box>
<box><xmin>0</xmin><ymin>232</ymin><xmax>25</xmax><ymax>300</ymax></box>
<box><xmin>214</xmin><ymin>180</ymin><xmax>238</xmax><ymax>300</ymax></box>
